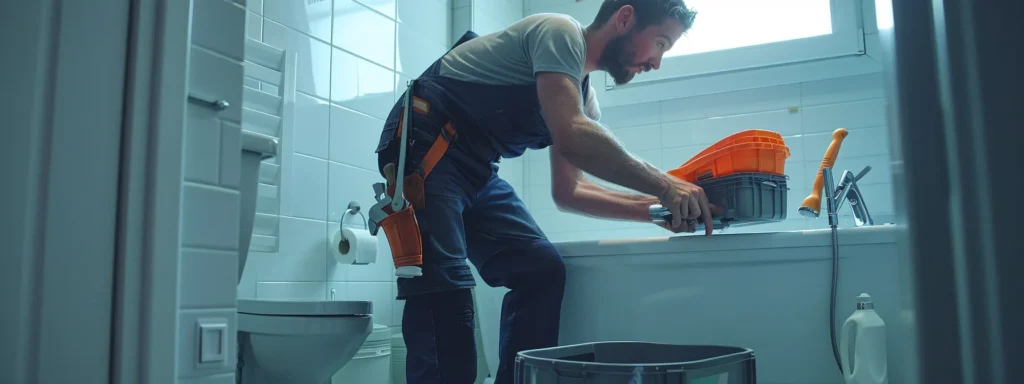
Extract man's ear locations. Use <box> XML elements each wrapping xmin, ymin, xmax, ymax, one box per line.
<box><xmin>613</xmin><ymin>5</ymin><xmax>636</xmax><ymax>34</ymax></box>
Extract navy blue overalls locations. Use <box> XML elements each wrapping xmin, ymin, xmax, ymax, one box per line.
<box><xmin>375</xmin><ymin>31</ymin><xmax>591</xmax><ymax>384</ymax></box>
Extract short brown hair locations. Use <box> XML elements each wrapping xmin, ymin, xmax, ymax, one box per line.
<box><xmin>592</xmin><ymin>0</ymin><xmax>697</xmax><ymax>33</ymax></box>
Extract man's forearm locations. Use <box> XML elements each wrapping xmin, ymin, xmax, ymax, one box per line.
<box><xmin>557</xmin><ymin>118</ymin><xmax>668</xmax><ymax>199</ymax></box>
<box><xmin>557</xmin><ymin>179</ymin><xmax>655</xmax><ymax>222</ymax></box>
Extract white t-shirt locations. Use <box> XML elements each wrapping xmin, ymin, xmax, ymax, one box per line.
<box><xmin>438</xmin><ymin>13</ymin><xmax>601</xmax><ymax>120</ymax></box>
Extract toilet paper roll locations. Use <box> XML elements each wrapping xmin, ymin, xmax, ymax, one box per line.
<box><xmin>332</xmin><ymin>227</ymin><xmax>378</xmax><ymax>265</ymax></box>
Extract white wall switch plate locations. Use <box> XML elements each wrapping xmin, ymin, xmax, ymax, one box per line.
<box><xmin>197</xmin><ymin>318</ymin><xmax>228</xmax><ymax>364</ymax></box>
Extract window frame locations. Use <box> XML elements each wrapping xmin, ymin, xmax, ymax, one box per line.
<box><xmin>604</xmin><ymin>0</ymin><xmax>866</xmax><ymax>89</ymax></box>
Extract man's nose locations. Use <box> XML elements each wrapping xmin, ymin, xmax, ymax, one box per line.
<box><xmin>651</xmin><ymin>55</ymin><xmax>663</xmax><ymax>70</ymax></box>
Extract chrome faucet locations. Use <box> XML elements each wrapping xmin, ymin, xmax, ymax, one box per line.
<box><xmin>817</xmin><ymin>166</ymin><xmax>875</xmax><ymax>227</ymax></box>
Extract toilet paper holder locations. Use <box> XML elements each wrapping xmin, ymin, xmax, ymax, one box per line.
<box><xmin>341</xmin><ymin>201</ymin><xmax>368</xmax><ymax>230</ymax></box>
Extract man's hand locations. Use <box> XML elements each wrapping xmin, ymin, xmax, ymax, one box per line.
<box><xmin>655</xmin><ymin>175</ymin><xmax>715</xmax><ymax>236</ymax></box>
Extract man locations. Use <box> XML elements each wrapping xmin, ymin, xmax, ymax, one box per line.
<box><xmin>374</xmin><ymin>1</ymin><xmax>705</xmax><ymax>383</ymax></box>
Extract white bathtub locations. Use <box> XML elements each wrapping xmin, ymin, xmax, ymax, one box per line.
<box><xmin>472</xmin><ymin>225</ymin><xmax>906</xmax><ymax>384</ymax></box>
<box><xmin>549</xmin><ymin>225</ymin><xmax>905</xmax><ymax>384</ymax></box>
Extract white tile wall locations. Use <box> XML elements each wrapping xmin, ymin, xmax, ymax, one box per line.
<box><xmin>237</xmin><ymin>0</ymin><xmax>452</xmax><ymax>336</ymax></box>
<box><xmin>179</xmin><ymin>1</ymin><xmax>247</xmax><ymax>382</ymax></box>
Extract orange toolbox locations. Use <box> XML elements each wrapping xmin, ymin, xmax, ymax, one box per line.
<box><xmin>668</xmin><ymin>129</ymin><xmax>791</xmax><ymax>183</ymax></box>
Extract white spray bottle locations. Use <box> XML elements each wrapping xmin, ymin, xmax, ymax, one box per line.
<box><xmin>840</xmin><ymin>293</ymin><xmax>888</xmax><ymax>384</ymax></box>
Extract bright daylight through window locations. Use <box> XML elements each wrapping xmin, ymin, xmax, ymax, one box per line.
<box><xmin>610</xmin><ymin>0</ymin><xmax>865</xmax><ymax>89</ymax></box>
<box><xmin>666</xmin><ymin>0</ymin><xmax>834</xmax><ymax>58</ymax></box>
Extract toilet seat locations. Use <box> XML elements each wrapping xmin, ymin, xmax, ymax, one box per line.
<box><xmin>237</xmin><ymin>299</ymin><xmax>371</xmax><ymax>316</ymax></box>
<box><xmin>238</xmin><ymin>300</ymin><xmax>373</xmax><ymax>336</ymax></box>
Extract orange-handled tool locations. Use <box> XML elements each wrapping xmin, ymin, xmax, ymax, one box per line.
<box><xmin>799</xmin><ymin>128</ymin><xmax>849</xmax><ymax>217</ymax></box>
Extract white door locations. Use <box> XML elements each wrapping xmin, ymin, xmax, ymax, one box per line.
<box><xmin>0</xmin><ymin>0</ymin><xmax>129</xmax><ymax>382</ymax></box>
<box><xmin>1</xmin><ymin>0</ymin><xmax>192</xmax><ymax>383</ymax></box>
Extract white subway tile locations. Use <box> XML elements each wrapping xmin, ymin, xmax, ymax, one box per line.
<box><xmin>636</xmin><ymin>149</ymin><xmax>662</xmax><ymax>172</ymax></box>
<box><xmin>179</xmin><ymin>249</ymin><xmax>239</xmax><ymax>309</ymax></box>
<box><xmin>329</xmin><ymin>104</ymin><xmax>382</xmax><ymax>171</ymax></box>
<box><xmin>327</xmin><ymin>161</ymin><xmax>381</xmax><ymax>224</ymax></box>
<box><xmin>527</xmin><ymin>158</ymin><xmax>551</xmax><ymax>186</ymax></box>
<box><xmin>189</xmin><ymin>48</ymin><xmax>245</xmax><ymax>124</ymax></box>
<box><xmin>451</xmin><ymin>7</ymin><xmax>472</xmax><ymax>45</ymax></box>
<box><xmin>337</xmin><ymin>282</ymin><xmax>396</xmax><ymax>326</ymax></box>
<box><xmin>855</xmin><ymin>183</ymin><xmax>895</xmax><ymax>214</ymax></box>
<box><xmin>397</xmin><ymin>0</ymin><xmax>450</xmax><ymax>47</ymax></box>
<box><xmin>706</xmin><ymin>109</ymin><xmax>801</xmax><ymax>139</ymax></box>
<box><xmin>334</xmin><ymin>0</ymin><xmax>396</xmax><ymax>69</ymax></box>
<box><xmin>787</xmin><ymin>182</ymin><xmax>814</xmax><ymax>217</ymax></box>
<box><xmin>785</xmin><ymin>161</ymin><xmax>809</xmax><ymax>193</ymax></box>
<box><xmin>801</xmin><ymin>126</ymin><xmax>890</xmax><ymax>163</ymax></box>
<box><xmin>801</xmin><ymin>154</ymin><xmax>893</xmax><ymax>192</ymax></box>
<box><xmin>832</xmin><ymin>154</ymin><xmax>894</xmax><ymax>185</ymax></box>
<box><xmin>528</xmin><ymin>187</ymin><xmax>558</xmax><ymax>212</ymax></box>
<box><xmin>599</xmin><ymin>102</ymin><xmax>661</xmax><ymax>129</ymax></box>
<box><xmin>255</xmin><ymin>281</ymin><xmax>327</xmax><ymax>300</ymax></box>
<box><xmin>263</xmin><ymin>0</ymin><xmax>333</xmax><ymax>43</ymax></box>
<box><xmin>613</xmin><ymin>124</ymin><xmax>662</xmax><ymax>152</ymax></box>
<box><xmin>661</xmin><ymin>146</ymin><xmax>705</xmax><ymax>171</ymax></box>
<box><xmin>193</xmin><ymin>0</ymin><xmax>247</xmax><ymax>61</ymax></box>
<box><xmin>184</xmin><ymin>107</ymin><xmax>222</xmax><ymax>185</ymax></box>
<box><xmin>263</xmin><ymin>20</ymin><xmax>333</xmax><ymax>100</ymax></box>
<box><xmin>220</xmin><ymin>121</ymin><xmax>241</xmax><ymax>189</ymax></box>
<box><xmin>498</xmin><ymin>157</ymin><xmax>525</xmax><ymax>192</ymax></box>
<box><xmin>662</xmin><ymin>83</ymin><xmax>801</xmax><ymax>123</ymax></box>
<box><xmin>246</xmin><ymin>11</ymin><xmax>263</xmax><ymax>41</ymax></box>
<box><xmin>249</xmin><ymin>0</ymin><xmax>264</xmax><ymax>15</ymax></box>
<box><xmin>252</xmin><ymin>217</ymin><xmax>328</xmax><ymax>283</ymax></box>
<box><xmin>529</xmin><ymin>147</ymin><xmax>551</xmax><ymax>166</ymax></box>
<box><xmin>782</xmin><ymin>135</ymin><xmax>805</xmax><ymax>163</ymax></box>
<box><xmin>181</xmin><ymin>184</ymin><xmax>240</xmax><ymax>250</ymax></box>
<box><xmin>660</xmin><ymin>119</ymin><xmax>707</xmax><ymax>149</ymax></box>
<box><xmin>801</xmin><ymin>99</ymin><xmax>887</xmax><ymax>134</ymax></box>
<box><xmin>394</xmin><ymin>73</ymin><xmax>410</xmax><ymax>103</ymax></box>
<box><xmin>292</xmin><ymin>93</ymin><xmax>331</xmax><ymax>159</ymax></box>
<box><xmin>177</xmin><ymin>308</ymin><xmax>237</xmax><ymax>379</ymax></box>
<box><xmin>288</xmin><ymin>154</ymin><xmax>329</xmax><ymax>220</ymax></box>
<box><xmin>801</xmin><ymin>73</ymin><xmax>885</xmax><ymax>106</ymax></box>
<box><xmin>356</xmin><ymin>0</ymin><xmax>397</xmax><ymax>19</ymax></box>
<box><xmin>331</xmin><ymin>48</ymin><xmax>397</xmax><ymax>119</ymax></box>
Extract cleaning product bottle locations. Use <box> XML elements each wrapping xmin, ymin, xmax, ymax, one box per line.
<box><xmin>840</xmin><ymin>293</ymin><xmax>888</xmax><ymax>384</ymax></box>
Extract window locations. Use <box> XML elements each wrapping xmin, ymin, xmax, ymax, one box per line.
<box><xmin>606</xmin><ymin>0</ymin><xmax>865</xmax><ymax>88</ymax></box>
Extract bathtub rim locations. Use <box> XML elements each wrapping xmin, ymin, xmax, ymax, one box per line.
<box><xmin>552</xmin><ymin>224</ymin><xmax>900</xmax><ymax>258</ymax></box>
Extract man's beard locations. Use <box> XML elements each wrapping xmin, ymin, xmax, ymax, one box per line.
<box><xmin>599</xmin><ymin>32</ymin><xmax>639</xmax><ymax>85</ymax></box>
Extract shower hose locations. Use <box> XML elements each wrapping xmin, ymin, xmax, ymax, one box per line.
<box><xmin>829</xmin><ymin>225</ymin><xmax>843</xmax><ymax>375</ymax></box>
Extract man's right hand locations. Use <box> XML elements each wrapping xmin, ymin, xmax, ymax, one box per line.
<box><xmin>656</xmin><ymin>175</ymin><xmax>715</xmax><ymax>236</ymax></box>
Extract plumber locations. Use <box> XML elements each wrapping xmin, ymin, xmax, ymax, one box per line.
<box><xmin>373</xmin><ymin>1</ymin><xmax>707</xmax><ymax>383</ymax></box>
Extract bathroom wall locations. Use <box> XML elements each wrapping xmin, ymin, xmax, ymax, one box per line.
<box><xmin>236</xmin><ymin>0</ymin><xmax>452</xmax><ymax>334</ymax></box>
<box><xmin>521</xmin><ymin>1</ymin><xmax>894</xmax><ymax>242</ymax></box>
<box><xmin>178</xmin><ymin>1</ymin><xmax>247</xmax><ymax>383</ymax></box>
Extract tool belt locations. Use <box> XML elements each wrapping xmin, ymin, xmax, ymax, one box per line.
<box><xmin>368</xmin><ymin>79</ymin><xmax>458</xmax><ymax>279</ymax></box>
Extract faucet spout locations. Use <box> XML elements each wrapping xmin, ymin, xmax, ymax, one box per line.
<box><xmin>845</xmin><ymin>183</ymin><xmax>875</xmax><ymax>226</ymax></box>
<box><xmin>819</xmin><ymin>166</ymin><xmax>875</xmax><ymax>228</ymax></box>
<box><xmin>832</xmin><ymin>166</ymin><xmax>872</xmax><ymax>213</ymax></box>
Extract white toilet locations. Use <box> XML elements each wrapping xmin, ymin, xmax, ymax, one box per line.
<box><xmin>236</xmin><ymin>131</ymin><xmax>373</xmax><ymax>383</ymax></box>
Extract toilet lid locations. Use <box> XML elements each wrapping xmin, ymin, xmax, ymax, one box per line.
<box><xmin>237</xmin><ymin>299</ymin><xmax>372</xmax><ymax>316</ymax></box>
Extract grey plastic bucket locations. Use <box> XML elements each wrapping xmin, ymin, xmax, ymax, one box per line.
<box><xmin>514</xmin><ymin>341</ymin><xmax>756</xmax><ymax>384</ymax></box>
